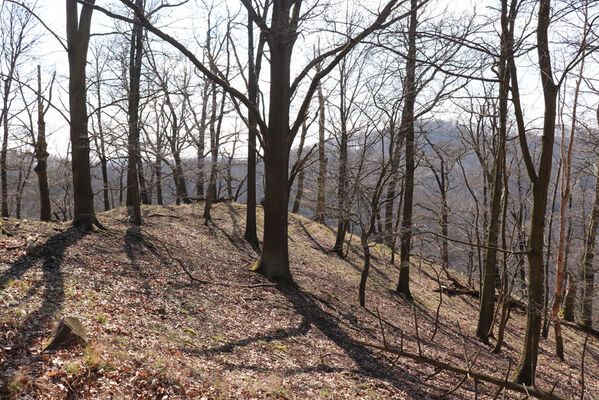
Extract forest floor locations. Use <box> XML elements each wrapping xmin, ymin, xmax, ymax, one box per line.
<box><xmin>0</xmin><ymin>202</ymin><xmax>597</xmax><ymax>399</ymax></box>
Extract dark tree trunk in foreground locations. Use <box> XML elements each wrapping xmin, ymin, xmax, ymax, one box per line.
<box><xmin>66</xmin><ymin>0</ymin><xmax>99</xmax><ymax>230</ymax></box>
<box><xmin>35</xmin><ymin>66</ymin><xmax>52</xmax><ymax>221</ymax></box>
<box><xmin>252</xmin><ymin>4</ymin><xmax>294</xmax><ymax>283</ymax></box>
<box><xmin>396</xmin><ymin>0</ymin><xmax>417</xmax><ymax>300</ymax></box>
<box><xmin>513</xmin><ymin>0</ymin><xmax>558</xmax><ymax>385</ymax></box>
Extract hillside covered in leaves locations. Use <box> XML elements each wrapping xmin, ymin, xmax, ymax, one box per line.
<box><xmin>0</xmin><ymin>203</ymin><xmax>597</xmax><ymax>399</ymax></box>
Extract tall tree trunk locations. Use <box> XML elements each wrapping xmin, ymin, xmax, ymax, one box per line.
<box><xmin>137</xmin><ymin>149</ymin><xmax>149</xmax><ymax>204</ymax></box>
<box><xmin>252</xmin><ymin>4</ymin><xmax>293</xmax><ymax>283</ymax></box>
<box><xmin>542</xmin><ymin>161</ymin><xmax>561</xmax><ymax>338</ymax></box>
<box><xmin>126</xmin><ymin>0</ymin><xmax>144</xmax><ymax>226</ymax></box>
<box><xmin>477</xmin><ymin>0</ymin><xmax>509</xmax><ymax>342</ymax></box>
<box><xmin>513</xmin><ymin>0</ymin><xmax>557</xmax><ymax>384</ymax></box>
<box><xmin>384</xmin><ymin>119</ymin><xmax>402</xmax><ymax>250</ymax></box>
<box><xmin>66</xmin><ymin>0</ymin><xmax>99</xmax><ymax>230</ymax></box>
<box><xmin>333</xmin><ymin>85</ymin><xmax>348</xmax><ymax>256</ymax></box>
<box><xmin>359</xmin><ymin>232</ymin><xmax>372</xmax><ymax>307</ymax></box>
<box><xmin>195</xmin><ymin>81</ymin><xmax>209</xmax><ymax>200</ymax></box>
<box><xmin>173</xmin><ymin>151</ymin><xmax>190</xmax><ymax>204</ymax></box>
<box><xmin>292</xmin><ymin>121</ymin><xmax>308</xmax><ymax>214</ymax></box>
<box><xmin>396</xmin><ymin>0</ymin><xmax>417</xmax><ymax>300</ymax></box>
<box><xmin>581</xmin><ymin>161</ymin><xmax>599</xmax><ymax>327</ymax></box>
<box><xmin>35</xmin><ymin>65</ymin><xmax>52</xmax><ymax>221</ymax></box>
<box><xmin>243</xmin><ymin>15</ymin><xmax>262</xmax><ymax>249</ymax></box>
<box><xmin>552</xmin><ymin>28</ymin><xmax>586</xmax><ymax>358</ymax></box>
<box><xmin>203</xmin><ymin>81</ymin><xmax>221</xmax><ymax>220</ymax></box>
<box><xmin>93</xmin><ymin>68</ymin><xmax>111</xmax><ymax>212</ymax></box>
<box><xmin>440</xmin><ymin>172</ymin><xmax>449</xmax><ymax>275</ymax></box>
<box><xmin>1</xmin><ymin>104</ymin><xmax>9</xmax><ymax>218</ymax></box>
<box><xmin>314</xmin><ymin>63</ymin><xmax>326</xmax><ymax>224</ymax></box>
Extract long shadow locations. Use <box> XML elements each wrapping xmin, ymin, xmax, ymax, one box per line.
<box><xmin>124</xmin><ymin>226</ymin><xmax>153</xmax><ymax>293</ymax></box>
<box><xmin>205</xmin><ymin>219</ymin><xmax>258</xmax><ymax>259</ymax></box>
<box><xmin>0</xmin><ymin>228</ymin><xmax>87</xmax><ymax>395</ymax></box>
<box><xmin>224</xmin><ymin>203</ymin><xmax>243</xmax><ymax>238</ymax></box>
<box><xmin>175</xmin><ymin>315</ymin><xmax>312</xmax><ymax>357</ymax></box>
<box><xmin>278</xmin><ymin>286</ymin><xmax>424</xmax><ymax>392</ymax></box>
<box><xmin>296</xmin><ymin>220</ymin><xmax>328</xmax><ymax>253</ymax></box>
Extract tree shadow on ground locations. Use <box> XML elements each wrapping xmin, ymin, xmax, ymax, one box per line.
<box><xmin>276</xmin><ymin>285</ymin><xmax>435</xmax><ymax>394</ymax></box>
<box><xmin>0</xmin><ymin>228</ymin><xmax>88</xmax><ymax>395</ymax></box>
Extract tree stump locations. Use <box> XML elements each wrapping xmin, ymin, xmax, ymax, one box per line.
<box><xmin>43</xmin><ymin>316</ymin><xmax>87</xmax><ymax>351</ymax></box>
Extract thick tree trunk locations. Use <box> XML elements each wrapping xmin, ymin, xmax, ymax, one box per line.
<box><xmin>513</xmin><ymin>0</ymin><xmax>557</xmax><ymax>385</ymax></box>
<box><xmin>126</xmin><ymin>0</ymin><xmax>144</xmax><ymax>225</ymax></box>
<box><xmin>66</xmin><ymin>0</ymin><xmax>98</xmax><ymax>230</ymax></box>
<box><xmin>252</xmin><ymin>11</ymin><xmax>293</xmax><ymax>283</ymax></box>
<box><xmin>396</xmin><ymin>0</ymin><xmax>417</xmax><ymax>300</ymax></box>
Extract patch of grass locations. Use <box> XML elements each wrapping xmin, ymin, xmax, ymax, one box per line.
<box><xmin>272</xmin><ymin>344</ymin><xmax>288</xmax><ymax>353</ymax></box>
<box><xmin>63</xmin><ymin>361</ymin><xmax>81</xmax><ymax>374</ymax></box>
<box><xmin>83</xmin><ymin>344</ymin><xmax>112</xmax><ymax>371</ymax></box>
<box><xmin>184</xmin><ymin>328</ymin><xmax>197</xmax><ymax>336</ymax></box>
<box><xmin>97</xmin><ymin>314</ymin><xmax>108</xmax><ymax>324</ymax></box>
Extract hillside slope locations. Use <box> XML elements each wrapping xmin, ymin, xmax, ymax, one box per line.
<box><xmin>0</xmin><ymin>203</ymin><xmax>597</xmax><ymax>399</ymax></box>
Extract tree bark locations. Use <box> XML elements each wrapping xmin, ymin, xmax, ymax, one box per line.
<box><xmin>396</xmin><ymin>0</ymin><xmax>418</xmax><ymax>300</ymax></box>
<box><xmin>581</xmin><ymin>162</ymin><xmax>599</xmax><ymax>328</ymax></box>
<box><xmin>292</xmin><ymin>122</ymin><xmax>308</xmax><ymax>214</ymax></box>
<box><xmin>35</xmin><ymin>65</ymin><xmax>51</xmax><ymax>221</ymax></box>
<box><xmin>126</xmin><ymin>0</ymin><xmax>144</xmax><ymax>225</ymax></box>
<box><xmin>314</xmin><ymin>62</ymin><xmax>326</xmax><ymax>224</ymax></box>
<box><xmin>513</xmin><ymin>0</ymin><xmax>558</xmax><ymax>385</ymax></box>
<box><xmin>252</xmin><ymin>2</ymin><xmax>294</xmax><ymax>283</ymax></box>
<box><xmin>66</xmin><ymin>0</ymin><xmax>99</xmax><ymax>230</ymax></box>
<box><xmin>243</xmin><ymin>14</ymin><xmax>263</xmax><ymax>249</ymax></box>
<box><xmin>477</xmin><ymin>0</ymin><xmax>509</xmax><ymax>342</ymax></box>
<box><xmin>333</xmin><ymin>70</ymin><xmax>349</xmax><ymax>256</ymax></box>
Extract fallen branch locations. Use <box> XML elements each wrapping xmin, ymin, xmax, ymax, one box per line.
<box><xmin>354</xmin><ymin>339</ymin><xmax>566</xmax><ymax>400</ymax></box>
<box><xmin>432</xmin><ymin>285</ymin><xmax>526</xmax><ymax>311</ymax></box>
<box><xmin>147</xmin><ymin>213</ymin><xmax>181</xmax><ymax>219</ymax></box>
